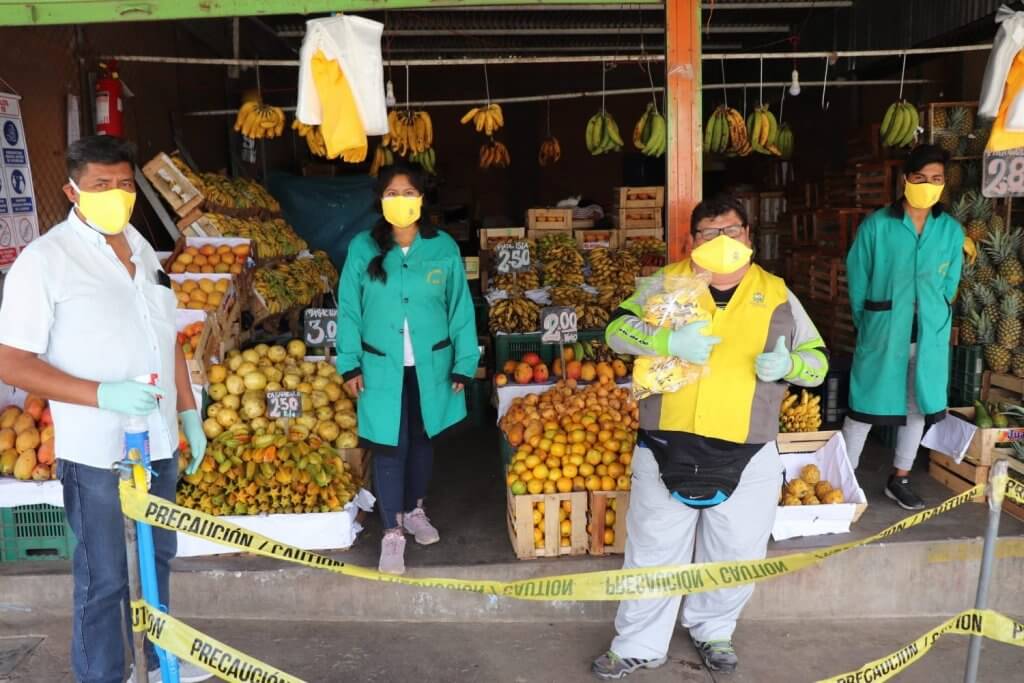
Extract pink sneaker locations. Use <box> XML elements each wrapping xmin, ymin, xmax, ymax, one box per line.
<box><xmin>379</xmin><ymin>529</ymin><xmax>406</xmax><ymax>575</ymax></box>
<box><xmin>403</xmin><ymin>507</ymin><xmax>440</xmax><ymax>545</ymax></box>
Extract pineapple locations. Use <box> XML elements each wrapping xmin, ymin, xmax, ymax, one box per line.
<box><xmin>993</xmin><ymin>276</ymin><xmax>1024</xmax><ymax>311</ymax></box>
<box><xmin>937</xmin><ymin>108</ymin><xmax>966</xmax><ymax>153</ymax></box>
<box><xmin>966</xmin><ymin>124</ymin><xmax>990</xmax><ymax>157</ymax></box>
<box><xmin>933</xmin><ymin>107</ymin><xmax>948</xmax><ymax>130</ymax></box>
<box><xmin>996</xmin><ymin>295</ymin><xmax>1022</xmax><ymax>349</ymax></box>
<box><xmin>980</xmin><ymin>311</ymin><xmax>1011</xmax><ymax>373</ymax></box>
<box><xmin>976</xmin><ymin>284</ymin><xmax>999</xmax><ymax>320</ymax></box>
<box><xmin>1012</xmin><ymin>347</ymin><xmax>1024</xmax><ymax>379</ymax></box>
<box><xmin>967</xmin><ymin>192</ymin><xmax>992</xmax><ymax>243</ymax></box>
<box><xmin>989</xmin><ymin>204</ymin><xmax>1006</xmax><ymax>234</ymax></box>
<box><xmin>946</xmin><ymin>163</ymin><xmax>963</xmax><ymax>193</ymax></box>
<box><xmin>974</xmin><ymin>250</ymin><xmax>996</xmax><ymax>285</ymax></box>
<box><xmin>951</xmin><ymin>193</ymin><xmax>972</xmax><ymax>230</ymax></box>
<box><xmin>984</xmin><ymin>226</ymin><xmax>1024</xmax><ymax>286</ymax></box>
<box><xmin>960</xmin><ymin>309</ymin><xmax>982</xmax><ymax>346</ymax></box>
<box><xmin>951</xmin><ymin>106</ymin><xmax>974</xmax><ymax>136</ymax></box>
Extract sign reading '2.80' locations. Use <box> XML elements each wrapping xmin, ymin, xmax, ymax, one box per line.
<box><xmin>982</xmin><ymin>149</ymin><xmax>1024</xmax><ymax>198</ymax></box>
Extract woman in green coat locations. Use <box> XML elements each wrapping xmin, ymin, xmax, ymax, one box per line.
<box><xmin>843</xmin><ymin>145</ymin><xmax>963</xmax><ymax>510</ymax></box>
<box><xmin>336</xmin><ymin>164</ymin><xmax>479</xmax><ymax>575</ymax></box>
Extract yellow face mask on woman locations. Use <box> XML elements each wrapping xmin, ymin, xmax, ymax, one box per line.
<box><xmin>69</xmin><ymin>178</ymin><xmax>136</xmax><ymax>235</ymax></box>
<box><xmin>381</xmin><ymin>195</ymin><xmax>422</xmax><ymax>229</ymax></box>
<box><xmin>691</xmin><ymin>235</ymin><xmax>753</xmax><ymax>275</ymax></box>
<box><xmin>904</xmin><ymin>181</ymin><xmax>945</xmax><ymax>210</ymax></box>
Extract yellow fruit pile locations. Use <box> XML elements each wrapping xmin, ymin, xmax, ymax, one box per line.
<box><xmin>169</xmin><ymin>156</ymin><xmax>281</xmax><ymax>213</ymax></box>
<box><xmin>0</xmin><ymin>397</ymin><xmax>55</xmax><ymax>481</ymax></box>
<box><xmin>542</xmin><ymin>244</ymin><xmax>585</xmax><ymax>287</ymax></box>
<box><xmin>168</xmin><ymin>243</ymin><xmax>250</xmax><ymax>275</ymax></box>
<box><xmin>171</xmin><ymin>278</ymin><xmax>231</xmax><ymax>312</ymax></box>
<box><xmin>780</xmin><ymin>464</ymin><xmax>845</xmax><ymax>506</ymax></box>
<box><xmin>779</xmin><ymin>388</ymin><xmax>823</xmax><ymax>433</ymax></box>
<box><xmin>502</xmin><ymin>379</ymin><xmax>638</xmax><ymax>495</ymax></box>
<box><xmin>252</xmin><ymin>252</ymin><xmax>338</xmax><ymax>316</ymax></box>
<box><xmin>178</xmin><ymin>340</ymin><xmax>361</xmax><ymax>516</ymax></box>
<box><xmin>204</xmin><ymin>215</ymin><xmax>307</xmax><ymax>260</ymax></box>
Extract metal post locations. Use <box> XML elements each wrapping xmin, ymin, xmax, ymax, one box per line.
<box><xmin>963</xmin><ymin>459</ymin><xmax>1008</xmax><ymax>683</ymax></box>
<box><xmin>117</xmin><ymin>464</ymin><xmax>149</xmax><ymax>683</ymax></box>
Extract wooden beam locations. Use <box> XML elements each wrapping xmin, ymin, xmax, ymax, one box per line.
<box><xmin>665</xmin><ymin>0</ymin><xmax>701</xmax><ymax>260</ymax></box>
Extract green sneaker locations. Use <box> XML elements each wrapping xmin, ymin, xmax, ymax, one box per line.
<box><xmin>692</xmin><ymin>638</ymin><xmax>738</xmax><ymax>673</ymax></box>
<box><xmin>591</xmin><ymin>650</ymin><xmax>667</xmax><ymax>680</ymax></box>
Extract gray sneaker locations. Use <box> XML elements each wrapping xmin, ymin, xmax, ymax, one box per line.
<box><xmin>591</xmin><ymin>650</ymin><xmax>667</xmax><ymax>680</ymax></box>
<box><xmin>692</xmin><ymin>638</ymin><xmax>738</xmax><ymax>673</ymax></box>
<box><xmin>379</xmin><ymin>529</ymin><xmax>407</xmax><ymax>575</ymax></box>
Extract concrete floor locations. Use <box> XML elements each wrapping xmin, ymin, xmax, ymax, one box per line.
<box><xmin>4</xmin><ymin>612</ymin><xmax>1023</xmax><ymax>683</ymax></box>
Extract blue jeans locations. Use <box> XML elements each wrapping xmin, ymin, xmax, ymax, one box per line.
<box><xmin>373</xmin><ymin>367</ymin><xmax>434</xmax><ymax>528</ymax></box>
<box><xmin>58</xmin><ymin>457</ymin><xmax>178</xmax><ymax>683</ymax></box>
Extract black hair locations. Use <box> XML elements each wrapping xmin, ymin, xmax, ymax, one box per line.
<box><xmin>367</xmin><ymin>162</ymin><xmax>431</xmax><ymax>283</ymax></box>
<box><xmin>903</xmin><ymin>144</ymin><xmax>949</xmax><ymax>176</ymax></box>
<box><xmin>690</xmin><ymin>193</ymin><xmax>749</xmax><ymax>234</ymax></box>
<box><xmin>66</xmin><ymin>135</ymin><xmax>137</xmax><ymax>181</ymax></box>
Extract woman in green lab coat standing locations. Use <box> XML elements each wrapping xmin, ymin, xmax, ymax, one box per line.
<box><xmin>336</xmin><ymin>163</ymin><xmax>479</xmax><ymax>575</ymax></box>
<box><xmin>843</xmin><ymin>145</ymin><xmax>964</xmax><ymax>510</ymax></box>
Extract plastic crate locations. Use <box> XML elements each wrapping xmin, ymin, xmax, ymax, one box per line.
<box><xmin>492</xmin><ymin>329</ymin><xmax>605</xmax><ymax>370</ymax></box>
<box><xmin>951</xmin><ymin>345</ymin><xmax>984</xmax><ymax>383</ymax></box>
<box><xmin>0</xmin><ymin>504</ymin><xmax>76</xmax><ymax>562</ymax></box>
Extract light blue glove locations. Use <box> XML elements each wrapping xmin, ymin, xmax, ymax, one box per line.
<box><xmin>97</xmin><ymin>381</ymin><xmax>163</xmax><ymax>415</ymax></box>
<box><xmin>755</xmin><ymin>335</ymin><xmax>793</xmax><ymax>382</ymax></box>
<box><xmin>667</xmin><ymin>320</ymin><xmax>722</xmax><ymax>365</ymax></box>
<box><xmin>180</xmin><ymin>409</ymin><xmax>207</xmax><ymax>475</ymax></box>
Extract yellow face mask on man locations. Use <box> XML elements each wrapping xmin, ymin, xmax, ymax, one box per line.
<box><xmin>691</xmin><ymin>234</ymin><xmax>753</xmax><ymax>275</ymax></box>
<box><xmin>904</xmin><ymin>180</ymin><xmax>945</xmax><ymax>210</ymax></box>
<box><xmin>69</xmin><ymin>178</ymin><xmax>136</xmax><ymax>235</ymax></box>
<box><xmin>381</xmin><ymin>195</ymin><xmax>422</xmax><ymax>229</ymax></box>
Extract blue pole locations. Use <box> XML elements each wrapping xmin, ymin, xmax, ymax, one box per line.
<box><xmin>125</xmin><ymin>426</ymin><xmax>180</xmax><ymax>683</ymax></box>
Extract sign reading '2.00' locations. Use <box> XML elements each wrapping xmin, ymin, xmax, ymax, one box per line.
<box><xmin>982</xmin><ymin>149</ymin><xmax>1024</xmax><ymax>198</ymax></box>
<box><xmin>541</xmin><ymin>306</ymin><xmax>578</xmax><ymax>344</ymax></box>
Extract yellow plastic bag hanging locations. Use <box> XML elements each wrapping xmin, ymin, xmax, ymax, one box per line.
<box><xmin>310</xmin><ymin>49</ymin><xmax>368</xmax><ymax>160</ymax></box>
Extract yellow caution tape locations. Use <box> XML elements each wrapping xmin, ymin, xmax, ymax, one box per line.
<box><xmin>1006</xmin><ymin>474</ymin><xmax>1024</xmax><ymax>505</ymax></box>
<box><xmin>818</xmin><ymin>609</ymin><xmax>1024</xmax><ymax>683</ymax></box>
<box><xmin>131</xmin><ymin>600</ymin><xmax>305</xmax><ymax>683</ymax></box>
<box><xmin>120</xmin><ymin>479</ymin><xmax>992</xmax><ymax>602</ymax></box>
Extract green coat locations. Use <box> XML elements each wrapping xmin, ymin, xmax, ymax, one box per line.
<box><xmin>336</xmin><ymin>229</ymin><xmax>479</xmax><ymax>447</ymax></box>
<box><xmin>847</xmin><ymin>205</ymin><xmax>963</xmax><ymax>425</ymax></box>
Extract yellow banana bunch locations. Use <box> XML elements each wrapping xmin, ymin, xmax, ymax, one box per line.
<box><xmin>746</xmin><ymin>105</ymin><xmax>781</xmax><ymax>156</ymax></box>
<box><xmin>386</xmin><ymin>110</ymin><xmax>434</xmax><ymax>156</ymax></box>
<box><xmin>234</xmin><ymin>101</ymin><xmax>286</xmax><ymax>140</ymax></box>
<box><xmin>369</xmin><ymin>144</ymin><xmax>396</xmax><ymax>178</ymax></box>
<box><xmin>538</xmin><ymin>136</ymin><xmax>561</xmax><ymax>166</ymax></box>
<box><xmin>880</xmin><ymin>100</ymin><xmax>920</xmax><ymax>148</ymax></box>
<box><xmin>586</xmin><ymin>110</ymin><xmax>624</xmax><ymax>155</ymax></box>
<box><xmin>479</xmin><ymin>140</ymin><xmax>511</xmax><ymax>169</ymax></box>
<box><xmin>461</xmin><ymin>104</ymin><xmax>504</xmax><ymax>136</ymax></box>
<box><xmin>721</xmin><ymin>107</ymin><xmax>752</xmax><ymax>157</ymax></box>
<box><xmin>292</xmin><ymin>119</ymin><xmax>327</xmax><ymax>157</ymax></box>
<box><xmin>633</xmin><ymin>103</ymin><xmax>666</xmax><ymax>158</ymax></box>
<box><xmin>779</xmin><ymin>389</ymin><xmax>823</xmax><ymax>433</ymax></box>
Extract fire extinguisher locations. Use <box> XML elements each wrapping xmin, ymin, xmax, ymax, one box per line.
<box><xmin>95</xmin><ymin>61</ymin><xmax>124</xmax><ymax>137</ymax></box>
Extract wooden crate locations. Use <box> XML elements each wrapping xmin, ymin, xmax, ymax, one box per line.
<box><xmin>776</xmin><ymin>430</ymin><xmax>838</xmax><ymax>454</ymax></box>
<box><xmin>945</xmin><ymin>407</ymin><xmax>1024</xmax><ymax>467</ymax></box>
<box><xmin>528</xmin><ymin>209</ymin><xmax>574</xmax><ymax>231</ymax></box>
<box><xmin>927</xmin><ymin>101</ymin><xmax>980</xmax><ymax>160</ymax></box>
<box><xmin>175</xmin><ymin>310</ymin><xmax>220</xmax><ymax>385</ymax></box>
<box><xmin>142</xmin><ymin>152</ymin><xmax>204</xmax><ymax>217</ymax></box>
<box><xmin>830</xmin><ymin>306</ymin><xmax>857</xmax><ymax>356</ymax></box>
<box><xmin>611</xmin><ymin>208</ymin><xmax>663</xmax><ymax>230</ymax></box>
<box><xmin>619</xmin><ymin>229</ymin><xmax>664</xmax><ymax>247</ymax></box>
<box><xmin>759</xmin><ymin>192</ymin><xmax>786</xmax><ymax>226</ymax></box>
<box><xmin>785</xmin><ymin>253</ymin><xmax>816</xmax><ymax>299</ymax></box>
<box><xmin>463</xmin><ymin>256</ymin><xmax>480</xmax><ymax>282</ymax></box>
<box><xmin>928</xmin><ymin>451</ymin><xmax>987</xmax><ymax>502</ymax></box>
<box><xmin>506</xmin><ymin>490</ymin><xmax>588</xmax><ymax>560</ymax></box>
<box><xmin>575</xmin><ymin>229</ymin><xmax>618</xmax><ymax>250</ymax></box>
<box><xmin>983</xmin><ymin>372</ymin><xmax>1024</xmax><ymax>401</ymax></box>
<box><xmin>854</xmin><ymin>161</ymin><xmax>900</xmax><ymax>209</ymax></box>
<box><xmin>808</xmin><ymin>258</ymin><xmax>841</xmax><ymax>302</ymax></box>
<box><xmin>613</xmin><ymin>186</ymin><xmax>664</xmax><ymax>209</ymax></box>
<box><xmin>588</xmin><ymin>491</ymin><xmax>629</xmax><ymax>556</ymax></box>
<box><xmin>479</xmin><ymin>227</ymin><xmax>526</xmax><ymax>250</ymax></box>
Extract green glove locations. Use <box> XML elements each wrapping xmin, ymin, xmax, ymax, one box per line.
<box><xmin>96</xmin><ymin>381</ymin><xmax>163</xmax><ymax>415</ymax></box>
<box><xmin>180</xmin><ymin>409</ymin><xmax>207</xmax><ymax>475</ymax></box>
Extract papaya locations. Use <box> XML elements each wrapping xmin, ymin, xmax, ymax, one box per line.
<box><xmin>36</xmin><ymin>439</ymin><xmax>55</xmax><ymax>465</ymax></box>
<box><xmin>13</xmin><ymin>413</ymin><xmax>35</xmax><ymax>435</ymax></box>
<box><xmin>0</xmin><ymin>428</ymin><xmax>14</xmax><ymax>451</ymax></box>
<box><xmin>0</xmin><ymin>406</ymin><xmax>20</xmax><ymax>430</ymax></box>
<box><xmin>0</xmin><ymin>448</ymin><xmax>17</xmax><ymax>475</ymax></box>
<box><xmin>15</xmin><ymin>428</ymin><xmax>40</xmax><ymax>454</ymax></box>
<box><xmin>31</xmin><ymin>464</ymin><xmax>50</xmax><ymax>481</ymax></box>
<box><xmin>13</xmin><ymin>449</ymin><xmax>36</xmax><ymax>480</ymax></box>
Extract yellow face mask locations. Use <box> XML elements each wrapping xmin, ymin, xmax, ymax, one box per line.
<box><xmin>691</xmin><ymin>234</ymin><xmax>753</xmax><ymax>275</ymax></box>
<box><xmin>904</xmin><ymin>181</ymin><xmax>944</xmax><ymax>210</ymax></box>
<box><xmin>381</xmin><ymin>195</ymin><xmax>422</xmax><ymax>229</ymax></box>
<box><xmin>69</xmin><ymin>178</ymin><xmax>136</xmax><ymax>235</ymax></box>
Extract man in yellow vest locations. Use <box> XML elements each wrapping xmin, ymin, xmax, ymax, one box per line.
<box><xmin>592</xmin><ymin>194</ymin><xmax>828</xmax><ymax>678</ymax></box>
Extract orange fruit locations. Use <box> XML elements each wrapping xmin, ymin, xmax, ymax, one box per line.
<box><xmin>561</xmin><ymin>501</ymin><xmax>572</xmax><ymax>512</ymax></box>
<box><xmin>607</xmin><ymin>462</ymin><xmax>625</xmax><ymax>479</ymax></box>
<box><xmin>548</xmin><ymin>467</ymin><xmax>562</xmax><ymax>481</ymax></box>
<box><xmin>533</xmin><ymin>527</ymin><xmax>544</xmax><ymax>543</ymax></box>
<box><xmin>543</xmin><ymin>480</ymin><xmax>557</xmax><ymax>494</ymax></box>
<box><xmin>560</xmin><ymin>520</ymin><xmax>572</xmax><ymax>536</ymax></box>
<box><xmin>556</xmin><ymin>477</ymin><xmax>573</xmax><ymax>493</ymax></box>
<box><xmin>605</xmin><ymin>509</ymin><xmax>616</xmax><ymax>526</ymax></box>
<box><xmin>525</xmin><ymin>455</ymin><xmax>541</xmax><ymax>469</ymax></box>
<box><xmin>532</xmin><ymin>464</ymin><xmax>549</xmax><ymax>480</ymax></box>
<box><xmin>601</xmin><ymin>476</ymin><xmax>616</xmax><ymax>491</ymax></box>
<box><xmin>585</xmin><ymin>475</ymin><xmax>601</xmax><ymax>492</ymax></box>
<box><xmin>617</xmin><ymin>476</ymin><xmax>631</xmax><ymax>491</ymax></box>
<box><xmin>527</xmin><ymin>479</ymin><xmax>544</xmax><ymax>494</ymax></box>
<box><xmin>573</xmin><ymin>476</ymin><xmax>586</xmax><ymax>491</ymax></box>
<box><xmin>586</xmin><ymin>450</ymin><xmax>602</xmax><ymax>465</ymax></box>
<box><xmin>579</xmin><ymin>463</ymin><xmax>595</xmax><ymax>478</ymax></box>
<box><xmin>562</xmin><ymin>463</ymin><xmax>578</xmax><ymax>478</ymax></box>
<box><xmin>604</xmin><ymin>529</ymin><xmax>615</xmax><ymax>545</ymax></box>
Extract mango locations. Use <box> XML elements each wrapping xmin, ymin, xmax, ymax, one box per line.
<box><xmin>31</xmin><ymin>464</ymin><xmax>50</xmax><ymax>481</ymax></box>
<box><xmin>13</xmin><ymin>449</ymin><xmax>36</xmax><ymax>480</ymax></box>
<box><xmin>13</xmin><ymin>413</ymin><xmax>35</xmax><ymax>435</ymax></box>
<box><xmin>36</xmin><ymin>439</ymin><xmax>55</xmax><ymax>465</ymax></box>
<box><xmin>24</xmin><ymin>395</ymin><xmax>45</xmax><ymax>421</ymax></box>
<box><xmin>0</xmin><ymin>406</ymin><xmax>20</xmax><ymax>429</ymax></box>
<box><xmin>15</xmin><ymin>428</ymin><xmax>40</xmax><ymax>454</ymax></box>
<box><xmin>0</xmin><ymin>448</ymin><xmax>17</xmax><ymax>475</ymax></box>
<box><xmin>0</xmin><ymin>428</ymin><xmax>14</xmax><ymax>450</ymax></box>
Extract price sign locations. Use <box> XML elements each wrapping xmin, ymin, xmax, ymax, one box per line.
<box><xmin>266</xmin><ymin>391</ymin><xmax>301</xmax><ymax>419</ymax></box>
<box><xmin>541</xmin><ymin>306</ymin><xmax>578</xmax><ymax>344</ymax></box>
<box><xmin>304</xmin><ymin>308</ymin><xmax>338</xmax><ymax>347</ymax></box>
<box><xmin>494</xmin><ymin>240</ymin><xmax>531</xmax><ymax>274</ymax></box>
<box><xmin>982</xmin><ymin>149</ymin><xmax>1024</xmax><ymax>197</ymax></box>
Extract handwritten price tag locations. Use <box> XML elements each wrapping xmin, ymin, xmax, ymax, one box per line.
<box><xmin>304</xmin><ymin>308</ymin><xmax>338</xmax><ymax>347</ymax></box>
<box><xmin>982</xmin><ymin>149</ymin><xmax>1024</xmax><ymax>198</ymax></box>
<box><xmin>494</xmin><ymin>241</ymin><xmax>531</xmax><ymax>274</ymax></box>
<box><xmin>266</xmin><ymin>391</ymin><xmax>301</xmax><ymax>419</ymax></box>
<box><xmin>541</xmin><ymin>306</ymin><xmax>578</xmax><ymax>344</ymax></box>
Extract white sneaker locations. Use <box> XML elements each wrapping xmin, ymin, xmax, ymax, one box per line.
<box><xmin>379</xmin><ymin>529</ymin><xmax>407</xmax><ymax>575</ymax></box>
<box><xmin>402</xmin><ymin>507</ymin><xmax>440</xmax><ymax>545</ymax></box>
<box><xmin>129</xmin><ymin>661</ymin><xmax>214</xmax><ymax>683</ymax></box>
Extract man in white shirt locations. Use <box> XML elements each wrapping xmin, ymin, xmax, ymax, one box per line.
<box><xmin>0</xmin><ymin>136</ymin><xmax>210</xmax><ymax>683</ymax></box>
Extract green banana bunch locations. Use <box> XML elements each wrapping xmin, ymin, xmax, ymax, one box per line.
<box><xmin>704</xmin><ymin>106</ymin><xmax>733</xmax><ymax>155</ymax></box>
<box><xmin>409</xmin><ymin>147</ymin><xmax>437</xmax><ymax>175</ymax></box>
<box><xmin>880</xmin><ymin>100</ymin><xmax>920</xmax><ymax>148</ymax></box>
<box><xmin>777</xmin><ymin>123</ymin><xmax>795</xmax><ymax>160</ymax></box>
<box><xmin>586</xmin><ymin>110</ymin><xmax>624</xmax><ymax>155</ymax></box>
<box><xmin>746</xmin><ymin>105</ymin><xmax>781</xmax><ymax>156</ymax></box>
<box><xmin>633</xmin><ymin>103</ymin><xmax>667</xmax><ymax>157</ymax></box>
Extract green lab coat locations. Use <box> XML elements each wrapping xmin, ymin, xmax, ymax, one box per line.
<box><xmin>336</xmin><ymin>229</ymin><xmax>479</xmax><ymax>447</ymax></box>
<box><xmin>846</xmin><ymin>205</ymin><xmax>963</xmax><ymax>424</ymax></box>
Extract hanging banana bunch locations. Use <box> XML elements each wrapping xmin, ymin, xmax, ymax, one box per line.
<box><xmin>586</xmin><ymin>110</ymin><xmax>624</xmax><ymax>155</ymax></box>
<box><xmin>480</xmin><ymin>139</ymin><xmax>511</xmax><ymax>169</ymax></box>
<box><xmin>880</xmin><ymin>100</ymin><xmax>920</xmax><ymax>148</ymax></box>
<box><xmin>409</xmin><ymin>148</ymin><xmax>437</xmax><ymax>175</ymax></box>
<box><xmin>633</xmin><ymin>103</ymin><xmax>667</xmax><ymax>158</ymax></box>
<box><xmin>538</xmin><ymin>137</ymin><xmax>561</xmax><ymax>166</ymax></box>
<box><xmin>292</xmin><ymin>120</ymin><xmax>327</xmax><ymax>157</ymax></box>
<box><xmin>461</xmin><ymin>103</ymin><xmax>505</xmax><ymax>136</ymax></box>
<box><xmin>746</xmin><ymin>104</ymin><xmax>782</xmax><ymax>156</ymax></box>
<box><xmin>385</xmin><ymin>110</ymin><xmax>434</xmax><ymax>157</ymax></box>
<box><xmin>705</xmin><ymin>105</ymin><xmax>751</xmax><ymax>157</ymax></box>
<box><xmin>777</xmin><ymin>123</ymin><xmax>795</xmax><ymax>160</ymax></box>
<box><xmin>369</xmin><ymin>143</ymin><xmax>396</xmax><ymax>178</ymax></box>
<box><xmin>234</xmin><ymin>101</ymin><xmax>286</xmax><ymax>140</ymax></box>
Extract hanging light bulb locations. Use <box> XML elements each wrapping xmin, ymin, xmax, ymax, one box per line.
<box><xmin>789</xmin><ymin>68</ymin><xmax>801</xmax><ymax>96</ymax></box>
<box><xmin>385</xmin><ymin>80</ymin><xmax>396</xmax><ymax>108</ymax></box>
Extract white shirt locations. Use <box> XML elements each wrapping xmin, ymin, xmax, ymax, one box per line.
<box><xmin>401</xmin><ymin>246</ymin><xmax>415</xmax><ymax>367</ymax></box>
<box><xmin>0</xmin><ymin>210</ymin><xmax>178</xmax><ymax>467</ymax></box>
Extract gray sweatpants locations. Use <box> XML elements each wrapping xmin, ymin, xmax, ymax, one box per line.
<box><xmin>611</xmin><ymin>442</ymin><xmax>783</xmax><ymax>659</ymax></box>
<box><xmin>842</xmin><ymin>345</ymin><xmax>926</xmax><ymax>472</ymax></box>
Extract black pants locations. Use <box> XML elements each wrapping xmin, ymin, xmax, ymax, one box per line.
<box><xmin>373</xmin><ymin>366</ymin><xmax>434</xmax><ymax>528</ymax></box>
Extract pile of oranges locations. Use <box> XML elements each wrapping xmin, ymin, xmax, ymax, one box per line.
<box><xmin>501</xmin><ymin>378</ymin><xmax>638</xmax><ymax>495</ymax></box>
<box><xmin>169</xmin><ymin>243</ymin><xmax>250</xmax><ymax>275</ymax></box>
<box><xmin>171</xmin><ymin>278</ymin><xmax>231</xmax><ymax>311</ymax></box>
